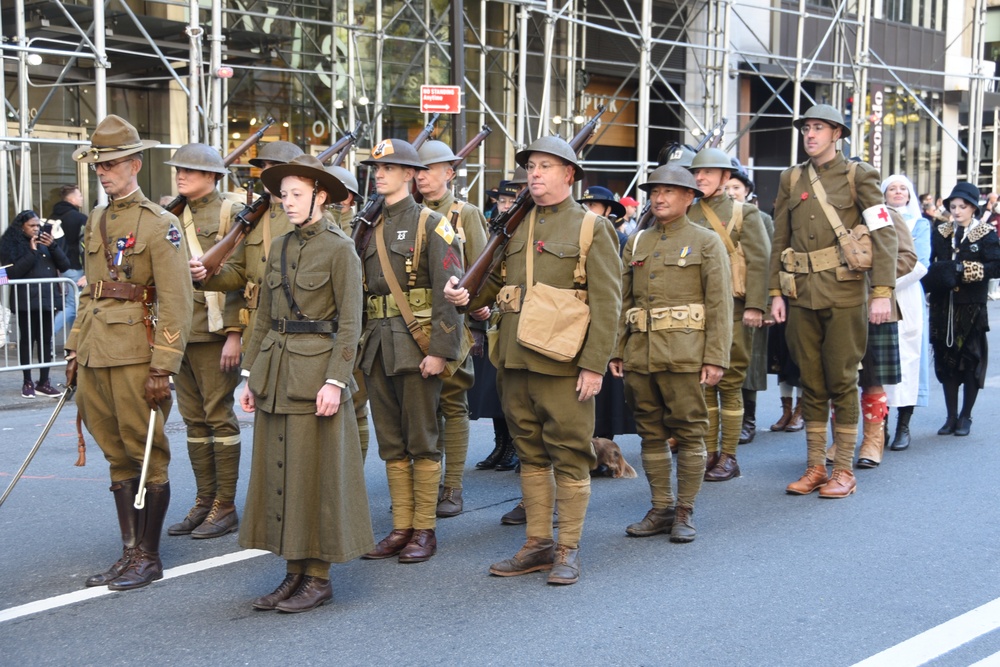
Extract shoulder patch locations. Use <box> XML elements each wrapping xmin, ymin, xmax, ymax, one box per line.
<box><xmin>166</xmin><ymin>223</ymin><xmax>182</xmax><ymax>249</ymax></box>
<box><xmin>435</xmin><ymin>217</ymin><xmax>456</xmax><ymax>244</ymax></box>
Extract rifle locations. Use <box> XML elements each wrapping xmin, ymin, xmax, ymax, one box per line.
<box><xmin>635</xmin><ymin>117</ymin><xmax>728</xmax><ymax>232</ymax></box>
<box><xmin>413</xmin><ymin>124</ymin><xmax>493</xmax><ymax>204</ymax></box>
<box><xmin>351</xmin><ymin>113</ymin><xmax>441</xmax><ymax>255</ymax></box>
<box><xmin>197</xmin><ymin>191</ymin><xmax>271</xmax><ymax>279</ymax></box>
<box><xmin>457</xmin><ymin>105</ymin><xmax>606</xmax><ymax>303</ymax></box>
<box><xmin>165</xmin><ymin>117</ymin><xmax>276</xmax><ymax>217</ymax></box>
<box><xmin>316</xmin><ymin>121</ymin><xmax>364</xmax><ymax>166</ymax></box>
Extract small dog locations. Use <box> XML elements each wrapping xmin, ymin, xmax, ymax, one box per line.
<box><xmin>591</xmin><ymin>437</ymin><xmax>637</xmax><ymax>479</ymax></box>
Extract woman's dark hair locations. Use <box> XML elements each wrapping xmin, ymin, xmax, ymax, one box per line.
<box><xmin>13</xmin><ymin>210</ymin><xmax>38</xmax><ymax>227</ymax></box>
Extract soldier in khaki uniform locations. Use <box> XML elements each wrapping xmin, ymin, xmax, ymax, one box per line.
<box><xmin>610</xmin><ymin>165</ymin><xmax>732</xmax><ymax>542</ymax></box>
<box><xmin>415</xmin><ymin>140</ymin><xmax>490</xmax><ymax>517</ymax></box>
<box><xmin>686</xmin><ymin>148</ymin><xmax>771</xmax><ymax>481</ymax></box>
<box><xmin>239</xmin><ymin>154</ymin><xmax>372</xmax><ymax>613</ymax></box>
<box><xmin>66</xmin><ymin>115</ymin><xmax>194</xmax><ymax>590</ymax></box>
<box><xmin>357</xmin><ymin>139</ymin><xmax>463</xmax><ymax>564</ymax></box>
<box><xmin>769</xmin><ymin>104</ymin><xmax>898</xmax><ymax>498</ymax></box>
<box><xmin>161</xmin><ymin>144</ymin><xmax>245</xmax><ymax>540</ymax></box>
<box><xmin>445</xmin><ymin>136</ymin><xmax>622</xmax><ymax>585</ymax></box>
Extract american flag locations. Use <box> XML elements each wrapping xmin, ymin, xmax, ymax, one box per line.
<box><xmin>0</xmin><ymin>266</ymin><xmax>8</xmax><ymax>286</ymax></box>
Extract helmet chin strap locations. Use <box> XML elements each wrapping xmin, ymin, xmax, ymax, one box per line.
<box><xmin>297</xmin><ymin>180</ymin><xmax>321</xmax><ymax>226</ymax></box>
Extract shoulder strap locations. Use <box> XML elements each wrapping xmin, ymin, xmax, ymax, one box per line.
<box><xmin>701</xmin><ymin>204</ymin><xmax>738</xmax><ymax>255</ymax></box>
<box><xmin>848</xmin><ymin>161</ymin><xmax>858</xmax><ymax>204</ymax></box>
<box><xmin>97</xmin><ymin>208</ymin><xmax>119</xmax><ymax>281</ymax></box>
<box><xmin>790</xmin><ymin>165</ymin><xmax>803</xmax><ymax>192</ymax></box>
<box><xmin>216</xmin><ymin>196</ymin><xmax>236</xmax><ymax>241</ymax></box>
<box><xmin>806</xmin><ymin>163</ymin><xmax>852</xmax><ymax>240</ymax></box>
<box><xmin>409</xmin><ymin>206</ymin><xmax>434</xmax><ymax>287</ymax></box>
<box><xmin>728</xmin><ymin>202</ymin><xmax>744</xmax><ymax>234</ymax></box>
<box><xmin>279</xmin><ymin>234</ymin><xmax>307</xmax><ymax>320</ymax></box>
<box><xmin>375</xmin><ymin>221</ymin><xmax>431</xmax><ymax>354</ymax></box>
<box><xmin>574</xmin><ymin>211</ymin><xmax>597</xmax><ymax>284</ymax></box>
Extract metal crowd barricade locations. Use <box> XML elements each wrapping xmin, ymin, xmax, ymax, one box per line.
<box><xmin>0</xmin><ymin>277</ymin><xmax>80</xmax><ymax>374</ymax></box>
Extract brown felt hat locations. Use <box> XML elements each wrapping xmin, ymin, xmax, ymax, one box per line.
<box><xmin>260</xmin><ymin>154</ymin><xmax>349</xmax><ymax>202</ymax></box>
<box><xmin>73</xmin><ymin>115</ymin><xmax>159</xmax><ymax>164</ymax></box>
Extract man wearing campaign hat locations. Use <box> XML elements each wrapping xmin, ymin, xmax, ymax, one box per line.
<box><xmin>238</xmin><ymin>154</ymin><xmax>373</xmax><ymax>613</ymax></box>
<box><xmin>445</xmin><ymin>135</ymin><xmax>622</xmax><ymax>585</ymax></box>
<box><xmin>415</xmin><ymin>140</ymin><xmax>491</xmax><ymax>517</ymax></box>
<box><xmin>357</xmin><ymin>138</ymin><xmax>464</xmax><ymax>564</ymax></box>
<box><xmin>769</xmin><ymin>103</ymin><xmax>898</xmax><ymax>499</ymax></box>
<box><xmin>610</xmin><ymin>164</ymin><xmax>732</xmax><ymax>543</ymax></box>
<box><xmin>488</xmin><ymin>179</ymin><xmax>522</xmax><ymax>217</ymax></box>
<box><xmin>66</xmin><ymin>114</ymin><xmax>194</xmax><ymax>591</ymax></box>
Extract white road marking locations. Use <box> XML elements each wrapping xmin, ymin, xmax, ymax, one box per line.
<box><xmin>852</xmin><ymin>597</ymin><xmax>1000</xmax><ymax>667</ymax></box>
<box><xmin>0</xmin><ymin>548</ymin><xmax>267</xmax><ymax>624</ymax></box>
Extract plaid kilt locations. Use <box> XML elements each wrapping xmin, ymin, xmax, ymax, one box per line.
<box><xmin>859</xmin><ymin>321</ymin><xmax>901</xmax><ymax>387</ymax></box>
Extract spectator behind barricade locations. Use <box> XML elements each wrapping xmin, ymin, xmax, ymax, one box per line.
<box><xmin>50</xmin><ymin>184</ymin><xmax>88</xmax><ymax>334</ymax></box>
<box><xmin>0</xmin><ymin>210</ymin><xmax>71</xmax><ymax>398</ymax></box>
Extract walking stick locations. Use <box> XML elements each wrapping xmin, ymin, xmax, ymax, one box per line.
<box><xmin>133</xmin><ymin>408</ymin><xmax>157</xmax><ymax>509</ymax></box>
<box><xmin>0</xmin><ymin>385</ymin><xmax>76</xmax><ymax>509</ymax></box>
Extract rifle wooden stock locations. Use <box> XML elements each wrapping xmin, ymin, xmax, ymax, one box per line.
<box><xmin>198</xmin><ymin>192</ymin><xmax>271</xmax><ymax>278</ymax></box>
<box><xmin>413</xmin><ymin>124</ymin><xmax>492</xmax><ymax>205</ymax></box>
<box><xmin>457</xmin><ymin>107</ymin><xmax>605</xmax><ymax>302</ymax></box>
<box><xmin>165</xmin><ymin>116</ymin><xmax>277</xmax><ymax>218</ymax></box>
<box><xmin>352</xmin><ymin>114</ymin><xmax>441</xmax><ymax>254</ymax></box>
<box><xmin>317</xmin><ymin>121</ymin><xmax>364</xmax><ymax>165</ymax></box>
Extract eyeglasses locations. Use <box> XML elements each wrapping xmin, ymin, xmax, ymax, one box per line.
<box><xmin>798</xmin><ymin>123</ymin><xmax>832</xmax><ymax>136</ymax></box>
<box><xmin>89</xmin><ymin>157</ymin><xmax>134</xmax><ymax>173</ymax></box>
<box><xmin>525</xmin><ymin>161</ymin><xmax>567</xmax><ymax>173</ymax></box>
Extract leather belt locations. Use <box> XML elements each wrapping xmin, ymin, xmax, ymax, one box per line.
<box><xmin>781</xmin><ymin>246</ymin><xmax>842</xmax><ymax>274</ymax></box>
<box><xmin>366</xmin><ymin>287</ymin><xmax>433</xmax><ymax>319</ymax></box>
<box><xmin>89</xmin><ymin>281</ymin><xmax>157</xmax><ymax>303</ymax></box>
<box><xmin>271</xmin><ymin>318</ymin><xmax>338</xmax><ymax>334</ymax></box>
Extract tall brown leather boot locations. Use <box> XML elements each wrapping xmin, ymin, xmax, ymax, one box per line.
<box><xmin>785</xmin><ymin>399</ymin><xmax>805</xmax><ymax>432</ymax></box>
<box><xmin>109</xmin><ymin>482</ymin><xmax>170</xmax><ymax>591</ymax></box>
<box><xmin>86</xmin><ymin>478</ymin><xmax>140</xmax><ymax>587</ymax></box>
<box><xmin>770</xmin><ymin>397</ymin><xmax>793</xmax><ymax>431</ymax></box>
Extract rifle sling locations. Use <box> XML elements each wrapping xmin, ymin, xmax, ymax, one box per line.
<box><xmin>279</xmin><ymin>233</ymin><xmax>307</xmax><ymax>320</ymax></box>
<box><xmin>374</xmin><ymin>216</ymin><xmax>432</xmax><ymax>355</ymax></box>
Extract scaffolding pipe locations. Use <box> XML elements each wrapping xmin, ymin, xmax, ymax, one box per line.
<box><xmin>968</xmin><ymin>0</ymin><xmax>986</xmax><ymax>183</ymax></box>
<box><xmin>539</xmin><ymin>0</ymin><xmax>555</xmax><ymax>134</ymax></box>
<box><xmin>188</xmin><ymin>0</ymin><xmax>201</xmax><ymax>143</ymax></box>
<box><xmin>635</xmin><ymin>0</ymin><xmax>652</xmax><ymax>191</ymax></box>
<box><xmin>209</xmin><ymin>0</ymin><xmax>223</xmax><ymax>151</ymax></box>
<box><xmin>16</xmin><ymin>0</ymin><xmax>30</xmax><ymax>209</ymax></box>
<box><xmin>853</xmin><ymin>0</ymin><xmax>871</xmax><ymax>153</ymax></box>
<box><xmin>516</xmin><ymin>7</ymin><xmax>528</xmax><ymax>146</ymax></box>
<box><xmin>790</xmin><ymin>0</ymin><xmax>806</xmax><ymax>165</ymax></box>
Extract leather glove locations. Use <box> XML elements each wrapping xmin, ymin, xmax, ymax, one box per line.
<box><xmin>65</xmin><ymin>356</ymin><xmax>78</xmax><ymax>389</ymax></box>
<box><xmin>144</xmin><ymin>367</ymin><xmax>172</xmax><ymax>410</ymax></box>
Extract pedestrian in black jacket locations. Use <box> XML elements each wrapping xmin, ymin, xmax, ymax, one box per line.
<box><xmin>50</xmin><ymin>184</ymin><xmax>88</xmax><ymax>334</ymax></box>
<box><xmin>0</xmin><ymin>210</ymin><xmax>70</xmax><ymax>398</ymax></box>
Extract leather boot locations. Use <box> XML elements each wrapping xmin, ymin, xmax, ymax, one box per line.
<box><xmin>785</xmin><ymin>465</ymin><xmax>830</xmax><ymax>495</ymax></box>
<box><xmin>252</xmin><ymin>573</ymin><xmax>304</xmax><ymax>611</ymax></box>
<box><xmin>625</xmin><ymin>507</ymin><xmax>675</xmax><ymax>537</ymax></box>
<box><xmin>475</xmin><ymin>432</ymin><xmax>505</xmax><ymax>470</ymax></box>
<box><xmin>274</xmin><ymin>576</ymin><xmax>333</xmax><ymax>613</ymax></box>
<box><xmin>770</xmin><ymin>397</ymin><xmax>793</xmax><ymax>431</ymax></box>
<box><xmin>705</xmin><ymin>451</ymin><xmax>720</xmax><ymax>473</ymax></box>
<box><xmin>398</xmin><ymin>528</ymin><xmax>437</xmax><ymax>563</ymax></box>
<box><xmin>739</xmin><ymin>399</ymin><xmax>756</xmax><ymax>444</ymax></box>
<box><xmin>167</xmin><ymin>496</ymin><xmax>214</xmax><ymax>536</ymax></box>
<box><xmin>494</xmin><ymin>434</ymin><xmax>519</xmax><ymax>472</ymax></box>
<box><xmin>86</xmin><ymin>478</ymin><xmax>139</xmax><ymax>587</ymax></box>
<box><xmin>363</xmin><ymin>529</ymin><xmax>414</xmax><ymax>559</ymax></box>
<box><xmin>818</xmin><ymin>468</ymin><xmax>857</xmax><ymax>499</ymax></box>
<box><xmin>547</xmin><ymin>545</ymin><xmax>581</xmax><ymax>585</ymax></box>
<box><xmin>489</xmin><ymin>537</ymin><xmax>555</xmax><ymax>576</ymax></box>
<box><xmin>436</xmin><ymin>486</ymin><xmax>463</xmax><ymax>518</ymax></box>
<box><xmin>856</xmin><ymin>421</ymin><xmax>885</xmax><ymax>468</ymax></box>
<box><xmin>785</xmin><ymin>399</ymin><xmax>805</xmax><ymax>432</ymax></box>
<box><xmin>191</xmin><ymin>499</ymin><xmax>239</xmax><ymax>538</ymax></box>
<box><xmin>890</xmin><ymin>407</ymin><xmax>912</xmax><ymax>451</ymax></box>
<box><xmin>500</xmin><ymin>501</ymin><xmax>527</xmax><ymax>525</ymax></box>
<box><xmin>704</xmin><ymin>452</ymin><xmax>741</xmax><ymax>482</ymax></box>
<box><xmin>109</xmin><ymin>481</ymin><xmax>169</xmax><ymax>591</ymax></box>
<box><xmin>669</xmin><ymin>506</ymin><xmax>696</xmax><ymax>543</ymax></box>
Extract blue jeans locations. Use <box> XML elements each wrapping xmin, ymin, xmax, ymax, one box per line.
<box><xmin>53</xmin><ymin>268</ymin><xmax>84</xmax><ymax>336</ymax></box>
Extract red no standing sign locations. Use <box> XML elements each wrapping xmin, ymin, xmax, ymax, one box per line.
<box><xmin>420</xmin><ymin>85</ymin><xmax>462</xmax><ymax>114</ymax></box>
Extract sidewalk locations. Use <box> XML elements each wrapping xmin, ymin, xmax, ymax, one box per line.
<box><xmin>0</xmin><ymin>342</ymin><xmax>69</xmax><ymax>412</ymax></box>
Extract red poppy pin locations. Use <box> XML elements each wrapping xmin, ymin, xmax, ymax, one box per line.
<box><xmin>124</xmin><ymin>233</ymin><xmax>136</xmax><ymax>249</ymax></box>
<box><xmin>630</xmin><ymin>260</ymin><xmax>644</xmax><ymax>267</ymax></box>
<box><xmin>536</xmin><ymin>241</ymin><xmax>545</xmax><ymax>253</ymax></box>
<box><xmin>800</xmin><ymin>192</ymin><xmax>809</xmax><ymax>201</ymax></box>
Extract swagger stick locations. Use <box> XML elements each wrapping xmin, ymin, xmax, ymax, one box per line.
<box><xmin>133</xmin><ymin>408</ymin><xmax>158</xmax><ymax>509</ymax></box>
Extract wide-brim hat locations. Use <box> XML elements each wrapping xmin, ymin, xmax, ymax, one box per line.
<box><xmin>578</xmin><ymin>186</ymin><xmax>626</xmax><ymax>218</ymax></box>
<box><xmin>487</xmin><ymin>180</ymin><xmax>522</xmax><ymax>199</ymax></box>
<box><xmin>514</xmin><ymin>136</ymin><xmax>585</xmax><ymax>182</ymax></box>
<box><xmin>73</xmin><ymin>114</ymin><xmax>159</xmax><ymax>164</ymax></box>
<box><xmin>792</xmin><ymin>103</ymin><xmax>852</xmax><ymax>138</ymax></box>
<box><xmin>360</xmin><ymin>138</ymin><xmax>427</xmax><ymax>169</ymax></box>
<box><xmin>510</xmin><ymin>166</ymin><xmax>528</xmax><ymax>185</ymax></box>
<box><xmin>249</xmin><ymin>141</ymin><xmax>304</xmax><ymax>168</ymax></box>
<box><xmin>260</xmin><ymin>154</ymin><xmax>349</xmax><ymax>203</ymax></box>
<box><xmin>943</xmin><ymin>182</ymin><xmax>982</xmax><ymax>216</ymax></box>
<box><xmin>639</xmin><ymin>164</ymin><xmax>704</xmax><ymax>199</ymax></box>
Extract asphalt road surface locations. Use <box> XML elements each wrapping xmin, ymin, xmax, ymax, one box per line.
<box><xmin>2</xmin><ymin>305</ymin><xmax>999</xmax><ymax>666</ymax></box>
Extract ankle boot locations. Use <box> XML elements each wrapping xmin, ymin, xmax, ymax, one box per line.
<box><xmin>770</xmin><ymin>397</ymin><xmax>793</xmax><ymax>431</ymax></box>
<box><xmin>856</xmin><ymin>421</ymin><xmax>885</xmax><ymax>468</ymax></box>
<box><xmin>785</xmin><ymin>399</ymin><xmax>805</xmax><ymax>432</ymax></box>
<box><xmin>191</xmin><ymin>499</ymin><xmax>239</xmax><ymax>539</ymax></box>
<box><xmin>739</xmin><ymin>399</ymin><xmax>757</xmax><ymax>444</ymax></box>
<box><xmin>475</xmin><ymin>432</ymin><xmax>505</xmax><ymax>470</ymax></box>
<box><xmin>86</xmin><ymin>478</ymin><xmax>140</xmax><ymax>587</ymax></box>
<box><xmin>109</xmin><ymin>482</ymin><xmax>170</xmax><ymax>591</ymax></box>
<box><xmin>167</xmin><ymin>496</ymin><xmax>214</xmax><ymax>536</ymax></box>
<box><xmin>494</xmin><ymin>434</ymin><xmax>519</xmax><ymax>472</ymax></box>
<box><xmin>890</xmin><ymin>407</ymin><xmax>913</xmax><ymax>451</ymax></box>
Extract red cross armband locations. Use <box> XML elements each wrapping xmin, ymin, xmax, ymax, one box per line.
<box><xmin>862</xmin><ymin>204</ymin><xmax>893</xmax><ymax>232</ymax></box>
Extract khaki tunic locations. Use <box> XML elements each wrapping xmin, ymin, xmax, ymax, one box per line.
<box><xmin>359</xmin><ymin>195</ymin><xmax>463</xmax><ymax>461</ymax></box>
<box><xmin>240</xmin><ymin>217</ymin><xmax>373</xmax><ymax>562</ymax></box>
<box><xmin>471</xmin><ymin>197</ymin><xmax>622</xmax><ymax>478</ymax></box>
<box><xmin>68</xmin><ymin>189</ymin><xmax>194</xmax><ymax>484</ymax></box>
